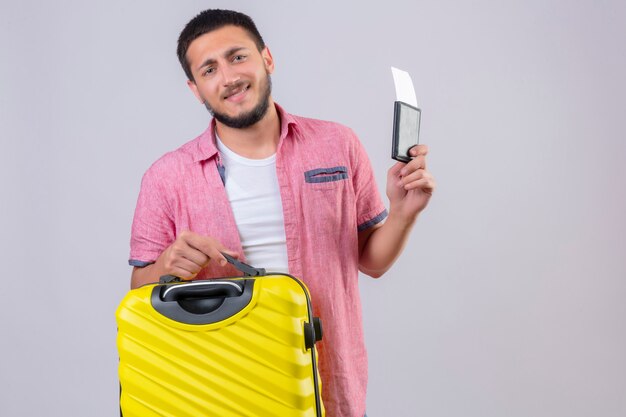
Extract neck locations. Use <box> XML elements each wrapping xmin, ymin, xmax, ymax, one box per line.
<box><xmin>215</xmin><ymin>100</ymin><xmax>280</xmax><ymax>159</ymax></box>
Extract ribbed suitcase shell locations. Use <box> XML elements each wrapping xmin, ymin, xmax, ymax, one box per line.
<box><xmin>116</xmin><ymin>274</ymin><xmax>324</xmax><ymax>417</ymax></box>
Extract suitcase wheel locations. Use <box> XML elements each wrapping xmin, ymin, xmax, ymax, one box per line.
<box><xmin>304</xmin><ymin>317</ymin><xmax>323</xmax><ymax>350</ymax></box>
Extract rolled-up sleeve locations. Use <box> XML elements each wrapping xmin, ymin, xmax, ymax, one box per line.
<box><xmin>349</xmin><ymin>130</ymin><xmax>388</xmax><ymax>231</ymax></box>
<box><xmin>129</xmin><ymin>166</ymin><xmax>175</xmax><ymax>267</ymax></box>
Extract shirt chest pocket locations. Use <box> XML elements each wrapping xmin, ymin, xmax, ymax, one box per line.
<box><xmin>304</xmin><ymin>166</ymin><xmax>349</xmax><ymax>190</ymax></box>
<box><xmin>301</xmin><ymin>165</ymin><xmax>352</xmax><ymax>235</ymax></box>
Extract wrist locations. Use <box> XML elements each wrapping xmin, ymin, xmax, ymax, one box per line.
<box><xmin>386</xmin><ymin>206</ymin><xmax>419</xmax><ymax>229</ymax></box>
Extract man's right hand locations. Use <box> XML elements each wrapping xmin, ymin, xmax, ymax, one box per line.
<box><xmin>130</xmin><ymin>231</ymin><xmax>239</xmax><ymax>289</ymax></box>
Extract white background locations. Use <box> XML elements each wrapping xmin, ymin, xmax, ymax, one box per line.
<box><xmin>1</xmin><ymin>1</ymin><xmax>625</xmax><ymax>416</ymax></box>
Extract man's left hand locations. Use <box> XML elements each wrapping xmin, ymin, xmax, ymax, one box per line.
<box><xmin>386</xmin><ymin>144</ymin><xmax>436</xmax><ymax>223</ymax></box>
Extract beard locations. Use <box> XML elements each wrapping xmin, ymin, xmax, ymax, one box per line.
<box><xmin>204</xmin><ymin>74</ymin><xmax>272</xmax><ymax>129</ymax></box>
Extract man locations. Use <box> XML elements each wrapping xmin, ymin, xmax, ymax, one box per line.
<box><xmin>129</xmin><ymin>9</ymin><xmax>435</xmax><ymax>417</ymax></box>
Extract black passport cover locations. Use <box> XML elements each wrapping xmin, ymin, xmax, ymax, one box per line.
<box><xmin>392</xmin><ymin>101</ymin><xmax>421</xmax><ymax>162</ymax></box>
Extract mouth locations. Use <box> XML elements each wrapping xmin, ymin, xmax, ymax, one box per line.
<box><xmin>223</xmin><ymin>83</ymin><xmax>251</xmax><ymax>101</ymax></box>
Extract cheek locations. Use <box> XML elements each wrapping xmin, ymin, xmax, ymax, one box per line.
<box><xmin>197</xmin><ymin>82</ymin><xmax>221</xmax><ymax>102</ymax></box>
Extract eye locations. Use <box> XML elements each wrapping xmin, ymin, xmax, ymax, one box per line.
<box><xmin>203</xmin><ymin>67</ymin><xmax>215</xmax><ymax>76</ymax></box>
<box><xmin>232</xmin><ymin>55</ymin><xmax>247</xmax><ymax>63</ymax></box>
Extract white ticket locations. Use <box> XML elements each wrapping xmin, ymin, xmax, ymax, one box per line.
<box><xmin>391</xmin><ymin>66</ymin><xmax>418</xmax><ymax>107</ymax></box>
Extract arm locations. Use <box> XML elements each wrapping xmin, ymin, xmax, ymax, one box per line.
<box><xmin>128</xmin><ymin>166</ymin><xmax>239</xmax><ymax>289</ymax></box>
<box><xmin>358</xmin><ymin>145</ymin><xmax>435</xmax><ymax>277</ymax></box>
<box><xmin>130</xmin><ymin>231</ymin><xmax>238</xmax><ymax>289</ymax></box>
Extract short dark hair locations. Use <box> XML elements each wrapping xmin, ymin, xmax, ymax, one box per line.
<box><xmin>177</xmin><ymin>9</ymin><xmax>266</xmax><ymax>82</ymax></box>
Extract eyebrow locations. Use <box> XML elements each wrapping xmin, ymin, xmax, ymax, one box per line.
<box><xmin>196</xmin><ymin>46</ymin><xmax>249</xmax><ymax>71</ymax></box>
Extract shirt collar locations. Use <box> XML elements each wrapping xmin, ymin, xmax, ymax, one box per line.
<box><xmin>191</xmin><ymin>103</ymin><xmax>298</xmax><ymax>163</ymax></box>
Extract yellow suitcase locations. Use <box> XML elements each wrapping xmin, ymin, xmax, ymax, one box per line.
<box><xmin>116</xmin><ymin>256</ymin><xmax>324</xmax><ymax>417</ymax></box>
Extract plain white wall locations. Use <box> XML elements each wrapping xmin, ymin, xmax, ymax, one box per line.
<box><xmin>1</xmin><ymin>1</ymin><xmax>625</xmax><ymax>416</ymax></box>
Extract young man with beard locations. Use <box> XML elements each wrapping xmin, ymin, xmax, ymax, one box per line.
<box><xmin>129</xmin><ymin>9</ymin><xmax>435</xmax><ymax>417</ymax></box>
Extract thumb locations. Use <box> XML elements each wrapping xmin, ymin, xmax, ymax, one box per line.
<box><xmin>217</xmin><ymin>248</ymin><xmax>240</xmax><ymax>266</ymax></box>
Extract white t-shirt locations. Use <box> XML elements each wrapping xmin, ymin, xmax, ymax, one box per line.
<box><xmin>215</xmin><ymin>135</ymin><xmax>289</xmax><ymax>272</ymax></box>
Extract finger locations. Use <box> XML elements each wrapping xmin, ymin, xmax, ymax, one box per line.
<box><xmin>210</xmin><ymin>239</ymin><xmax>240</xmax><ymax>265</ymax></box>
<box><xmin>183</xmin><ymin>233</ymin><xmax>226</xmax><ymax>259</ymax></box>
<box><xmin>401</xmin><ymin>156</ymin><xmax>426</xmax><ymax>175</ymax></box>
<box><xmin>208</xmin><ymin>247</ymin><xmax>230</xmax><ymax>267</ymax></box>
<box><xmin>388</xmin><ymin>161</ymin><xmax>406</xmax><ymax>178</ymax></box>
<box><xmin>404</xmin><ymin>177</ymin><xmax>436</xmax><ymax>193</ymax></box>
<box><xmin>170</xmin><ymin>269</ymin><xmax>194</xmax><ymax>281</ymax></box>
<box><xmin>409</xmin><ymin>144</ymin><xmax>429</xmax><ymax>157</ymax></box>
<box><xmin>201</xmin><ymin>240</ymin><xmax>238</xmax><ymax>267</ymax></box>
<box><xmin>168</xmin><ymin>236</ymin><xmax>208</xmax><ymax>266</ymax></box>
<box><xmin>220</xmin><ymin>247</ymin><xmax>239</xmax><ymax>258</ymax></box>
<box><xmin>181</xmin><ymin>247</ymin><xmax>210</xmax><ymax>268</ymax></box>
<box><xmin>399</xmin><ymin>169</ymin><xmax>425</xmax><ymax>185</ymax></box>
<box><xmin>168</xmin><ymin>259</ymin><xmax>203</xmax><ymax>280</ymax></box>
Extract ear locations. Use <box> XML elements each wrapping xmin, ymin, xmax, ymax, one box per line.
<box><xmin>186</xmin><ymin>79</ymin><xmax>205</xmax><ymax>104</ymax></box>
<box><xmin>261</xmin><ymin>46</ymin><xmax>275</xmax><ymax>75</ymax></box>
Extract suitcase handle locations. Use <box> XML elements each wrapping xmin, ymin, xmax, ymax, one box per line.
<box><xmin>161</xmin><ymin>280</ymin><xmax>243</xmax><ymax>302</ymax></box>
<box><xmin>151</xmin><ymin>253</ymin><xmax>264</xmax><ymax>321</ymax></box>
<box><xmin>159</xmin><ymin>253</ymin><xmax>265</xmax><ymax>284</ymax></box>
<box><xmin>221</xmin><ymin>253</ymin><xmax>266</xmax><ymax>277</ymax></box>
<box><xmin>152</xmin><ymin>279</ymin><xmax>255</xmax><ymax>320</ymax></box>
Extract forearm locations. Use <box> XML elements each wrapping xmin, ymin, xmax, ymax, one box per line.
<box><xmin>130</xmin><ymin>257</ymin><xmax>168</xmax><ymax>289</ymax></box>
<box><xmin>359</xmin><ymin>211</ymin><xmax>417</xmax><ymax>278</ymax></box>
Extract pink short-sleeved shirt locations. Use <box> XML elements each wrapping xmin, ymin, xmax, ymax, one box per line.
<box><xmin>130</xmin><ymin>104</ymin><xmax>387</xmax><ymax>417</ymax></box>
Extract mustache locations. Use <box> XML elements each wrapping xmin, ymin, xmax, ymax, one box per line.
<box><xmin>223</xmin><ymin>81</ymin><xmax>249</xmax><ymax>98</ymax></box>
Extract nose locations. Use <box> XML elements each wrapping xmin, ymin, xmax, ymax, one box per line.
<box><xmin>219</xmin><ymin>63</ymin><xmax>240</xmax><ymax>86</ymax></box>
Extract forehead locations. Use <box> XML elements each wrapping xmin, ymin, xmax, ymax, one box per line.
<box><xmin>186</xmin><ymin>25</ymin><xmax>258</xmax><ymax>66</ymax></box>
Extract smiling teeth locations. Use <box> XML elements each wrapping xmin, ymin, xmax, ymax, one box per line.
<box><xmin>227</xmin><ymin>85</ymin><xmax>249</xmax><ymax>99</ymax></box>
